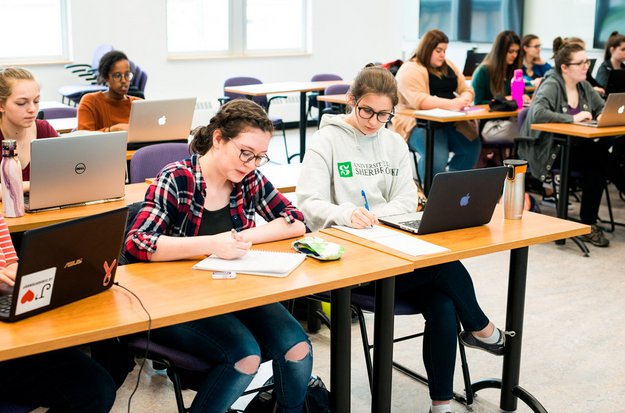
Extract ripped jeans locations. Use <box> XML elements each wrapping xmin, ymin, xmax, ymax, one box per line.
<box><xmin>151</xmin><ymin>303</ymin><xmax>312</xmax><ymax>413</ymax></box>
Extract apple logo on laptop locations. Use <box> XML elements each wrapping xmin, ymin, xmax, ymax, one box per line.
<box><xmin>460</xmin><ymin>193</ymin><xmax>471</xmax><ymax>207</ymax></box>
<box><xmin>618</xmin><ymin>105</ymin><xmax>625</xmax><ymax>115</ymax></box>
<box><xmin>158</xmin><ymin>115</ymin><xmax>167</xmax><ymax>126</ymax></box>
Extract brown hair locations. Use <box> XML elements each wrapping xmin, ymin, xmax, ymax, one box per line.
<box><xmin>604</xmin><ymin>31</ymin><xmax>625</xmax><ymax>61</ymax></box>
<box><xmin>190</xmin><ymin>99</ymin><xmax>273</xmax><ymax>155</ymax></box>
<box><xmin>0</xmin><ymin>67</ymin><xmax>37</xmax><ymax>120</ymax></box>
<box><xmin>520</xmin><ymin>34</ymin><xmax>539</xmax><ymax>63</ymax></box>
<box><xmin>482</xmin><ymin>30</ymin><xmax>522</xmax><ymax>96</ymax></box>
<box><xmin>553</xmin><ymin>42</ymin><xmax>585</xmax><ymax>74</ymax></box>
<box><xmin>412</xmin><ymin>29</ymin><xmax>450</xmax><ymax>77</ymax></box>
<box><xmin>349</xmin><ymin>64</ymin><xmax>399</xmax><ymax>108</ymax></box>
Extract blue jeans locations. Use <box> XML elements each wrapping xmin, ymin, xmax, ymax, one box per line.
<box><xmin>151</xmin><ymin>303</ymin><xmax>312</xmax><ymax>413</ymax></box>
<box><xmin>408</xmin><ymin>124</ymin><xmax>481</xmax><ymax>179</ymax></box>
<box><xmin>356</xmin><ymin>260</ymin><xmax>489</xmax><ymax>401</ymax></box>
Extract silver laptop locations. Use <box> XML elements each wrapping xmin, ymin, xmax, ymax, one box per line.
<box><xmin>26</xmin><ymin>132</ymin><xmax>127</xmax><ymax>212</ymax></box>
<box><xmin>379</xmin><ymin>167</ymin><xmax>507</xmax><ymax>235</ymax></box>
<box><xmin>574</xmin><ymin>92</ymin><xmax>625</xmax><ymax>128</ymax></box>
<box><xmin>127</xmin><ymin>97</ymin><xmax>196</xmax><ymax>143</ymax></box>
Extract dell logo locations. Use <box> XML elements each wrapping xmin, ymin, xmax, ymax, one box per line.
<box><xmin>75</xmin><ymin>163</ymin><xmax>86</xmax><ymax>174</ymax></box>
<box><xmin>64</xmin><ymin>258</ymin><xmax>83</xmax><ymax>268</ymax></box>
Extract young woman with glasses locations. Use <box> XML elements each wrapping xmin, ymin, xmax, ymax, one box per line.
<box><xmin>519</xmin><ymin>41</ymin><xmax>611</xmax><ymax>247</ymax></box>
<box><xmin>77</xmin><ymin>50</ymin><xmax>141</xmax><ymax>132</ymax></box>
<box><xmin>394</xmin><ymin>29</ymin><xmax>480</xmax><ymax>179</ymax></box>
<box><xmin>125</xmin><ymin>99</ymin><xmax>312</xmax><ymax>412</ymax></box>
<box><xmin>596</xmin><ymin>31</ymin><xmax>625</xmax><ymax>89</ymax></box>
<box><xmin>520</xmin><ymin>34</ymin><xmax>552</xmax><ymax>87</ymax></box>
<box><xmin>297</xmin><ymin>65</ymin><xmax>506</xmax><ymax>413</ymax></box>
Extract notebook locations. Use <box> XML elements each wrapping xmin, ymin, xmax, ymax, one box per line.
<box><xmin>413</xmin><ymin>108</ymin><xmax>467</xmax><ymax>118</ymax></box>
<box><xmin>0</xmin><ymin>207</ymin><xmax>128</xmax><ymax>322</ymax></box>
<box><xmin>573</xmin><ymin>93</ymin><xmax>625</xmax><ymax>128</ymax></box>
<box><xmin>606</xmin><ymin>69</ymin><xmax>625</xmax><ymax>96</ymax></box>
<box><xmin>127</xmin><ymin>97</ymin><xmax>196</xmax><ymax>146</ymax></box>
<box><xmin>378</xmin><ymin>167</ymin><xmax>507</xmax><ymax>235</ymax></box>
<box><xmin>193</xmin><ymin>250</ymin><xmax>306</xmax><ymax>277</ymax></box>
<box><xmin>26</xmin><ymin>132</ymin><xmax>127</xmax><ymax>212</ymax></box>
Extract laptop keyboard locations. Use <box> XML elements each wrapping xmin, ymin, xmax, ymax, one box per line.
<box><xmin>0</xmin><ymin>294</ymin><xmax>12</xmax><ymax>315</ymax></box>
<box><xmin>398</xmin><ymin>219</ymin><xmax>422</xmax><ymax>230</ymax></box>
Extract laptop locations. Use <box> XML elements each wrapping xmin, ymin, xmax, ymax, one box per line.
<box><xmin>0</xmin><ymin>207</ymin><xmax>128</xmax><ymax>322</ymax></box>
<box><xmin>379</xmin><ymin>167</ymin><xmax>507</xmax><ymax>235</ymax></box>
<box><xmin>606</xmin><ymin>69</ymin><xmax>625</xmax><ymax>96</ymax></box>
<box><xmin>462</xmin><ymin>51</ymin><xmax>487</xmax><ymax>77</ymax></box>
<box><xmin>26</xmin><ymin>132</ymin><xmax>127</xmax><ymax>212</ymax></box>
<box><xmin>573</xmin><ymin>92</ymin><xmax>625</xmax><ymax>128</ymax></box>
<box><xmin>127</xmin><ymin>97</ymin><xmax>196</xmax><ymax>147</ymax></box>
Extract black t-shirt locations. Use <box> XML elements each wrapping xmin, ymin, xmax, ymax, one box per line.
<box><xmin>428</xmin><ymin>67</ymin><xmax>458</xmax><ymax>99</ymax></box>
<box><xmin>198</xmin><ymin>205</ymin><xmax>233</xmax><ymax>236</ymax></box>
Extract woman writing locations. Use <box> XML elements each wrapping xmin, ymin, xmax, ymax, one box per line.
<box><xmin>394</xmin><ymin>29</ymin><xmax>480</xmax><ymax>179</ymax></box>
<box><xmin>125</xmin><ymin>99</ymin><xmax>312</xmax><ymax>412</ymax></box>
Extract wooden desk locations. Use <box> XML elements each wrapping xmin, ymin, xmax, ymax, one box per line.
<box><xmin>0</xmin><ymin>233</ymin><xmax>412</xmax><ymax>413</ymax></box>
<box><xmin>126</xmin><ymin>150</ymin><xmax>136</xmax><ymax>161</ymax></box>
<box><xmin>322</xmin><ymin>207</ymin><xmax>588</xmax><ymax>413</ymax></box>
<box><xmin>224</xmin><ymin>80</ymin><xmax>350</xmax><ymax>162</ymax></box>
<box><xmin>316</xmin><ymin>93</ymin><xmax>348</xmax><ymax>105</ymax></box>
<box><xmin>48</xmin><ymin>117</ymin><xmax>77</xmax><ymax>134</ymax></box>
<box><xmin>3</xmin><ymin>183</ymin><xmax>148</xmax><ymax>232</ymax></box>
<box><xmin>403</xmin><ymin>105</ymin><xmax>519</xmax><ymax>195</ymax></box>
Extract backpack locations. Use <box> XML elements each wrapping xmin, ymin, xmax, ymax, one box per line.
<box><xmin>242</xmin><ymin>375</ymin><xmax>330</xmax><ymax>413</ymax></box>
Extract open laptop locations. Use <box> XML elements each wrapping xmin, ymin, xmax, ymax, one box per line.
<box><xmin>573</xmin><ymin>92</ymin><xmax>625</xmax><ymax>128</ymax></box>
<box><xmin>379</xmin><ymin>167</ymin><xmax>507</xmax><ymax>235</ymax></box>
<box><xmin>127</xmin><ymin>97</ymin><xmax>196</xmax><ymax>147</ymax></box>
<box><xmin>26</xmin><ymin>132</ymin><xmax>127</xmax><ymax>212</ymax></box>
<box><xmin>462</xmin><ymin>51</ymin><xmax>487</xmax><ymax>77</ymax></box>
<box><xmin>0</xmin><ymin>207</ymin><xmax>128</xmax><ymax>322</ymax></box>
<box><xmin>606</xmin><ymin>69</ymin><xmax>625</xmax><ymax>96</ymax></box>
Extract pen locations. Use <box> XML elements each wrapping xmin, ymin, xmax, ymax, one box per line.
<box><xmin>453</xmin><ymin>91</ymin><xmax>470</xmax><ymax>111</ymax></box>
<box><xmin>361</xmin><ymin>189</ymin><xmax>370</xmax><ymax>211</ymax></box>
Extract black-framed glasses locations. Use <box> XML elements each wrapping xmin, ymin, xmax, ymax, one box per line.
<box><xmin>568</xmin><ymin>59</ymin><xmax>591</xmax><ymax>67</ymax></box>
<box><xmin>356</xmin><ymin>105</ymin><xmax>395</xmax><ymax>123</ymax></box>
<box><xmin>230</xmin><ymin>140</ymin><xmax>270</xmax><ymax>167</ymax></box>
<box><xmin>110</xmin><ymin>72</ymin><xmax>134</xmax><ymax>81</ymax></box>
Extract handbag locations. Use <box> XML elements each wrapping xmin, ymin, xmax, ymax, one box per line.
<box><xmin>488</xmin><ymin>96</ymin><xmax>518</xmax><ymax>112</ymax></box>
<box><xmin>481</xmin><ymin>118</ymin><xmax>518</xmax><ymax>144</ymax></box>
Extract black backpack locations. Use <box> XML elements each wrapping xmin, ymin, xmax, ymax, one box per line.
<box><xmin>242</xmin><ymin>375</ymin><xmax>330</xmax><ymax>413</ymax></box>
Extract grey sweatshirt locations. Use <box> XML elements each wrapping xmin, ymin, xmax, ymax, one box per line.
<box><xmin>297</xmin><ymin>114</ymin><xmax>418</xmax><ymax>232</ymax></box>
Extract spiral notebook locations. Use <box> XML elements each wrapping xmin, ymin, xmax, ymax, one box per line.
<box><xmin>193</xmin><ymin>250</ymin><xmax>307</xmax><ymax>277</ymax></box>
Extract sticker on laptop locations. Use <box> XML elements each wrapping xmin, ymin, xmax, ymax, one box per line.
<box><xmin>15</xmin><ymin>267</ymin><xmax>57</xmax><ymax>315</ymax></box>
<box><xmin>102</xmin><ymin>259</ymin><xmax>117</xmax><ymax>287</ymax></box>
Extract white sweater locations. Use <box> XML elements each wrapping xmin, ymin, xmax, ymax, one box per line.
<box><xmin>297</xmin><ymin>114</ymin><xmax>418</xmax><ymax>232</ymax></box>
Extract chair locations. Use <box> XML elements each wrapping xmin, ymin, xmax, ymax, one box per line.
<box><xmin>127</xmin><ymin>62</ymin><xmax>148</xmax><ymax>99</ymax></box>
<box><xmin>218</xmin><ymin>77</ymin><xmax>294</xmax><ymax>164</ymax></box>
<box><xmin>129</xmin><ymin>143</ymin><xmax>191</xmax><ymax>184</ymax></box>
<box><xmin>36</xmin><ymin>106</ymin><xmax>77</xmax><ymax>120</ymax></box>
<box><xmin>58</xmin><ymin>44</ymin><xmax>113</xmax><ymax>106</ymax></box>
<box><xmin>0</xmin><ymin>401</ymin><xmax>38</xmax><ymax>412</ymax></box>
<box><xmin>306</xmin><ymin>73</ymin><xmax>343</xmax><ymax>123</ymax></box>
<box><xmin>318</xmin><ymin>83</ymin><xmax>351</xmax><ymax>124</ymax></box>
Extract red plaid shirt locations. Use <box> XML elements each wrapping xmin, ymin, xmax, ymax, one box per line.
<box><xmin>125</xmin><ymin>154</ymin><xmax>304</xmax><ymax>261</ymax></box>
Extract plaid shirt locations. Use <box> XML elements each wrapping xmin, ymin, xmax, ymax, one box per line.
<box><xmin>125</xmin><ymin>154</ymin><xmax>304</xmax><ymax>261</ymax></box>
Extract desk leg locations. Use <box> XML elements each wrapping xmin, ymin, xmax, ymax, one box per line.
<box><xmin>331</xmin><ymin>287</ymin><xmax>351</xmax><ymax>412</ymax></box>
<box><xmin>371</xmin><ymin>277</ymin><xmax>395</xmax><ymax>413</ymax></box>
<box><xmin>424</xmin><ymin>122</ymin><xmax>435</xmax><ymax>196</ymax></box>
<box><xmin>557</xmin><ymin>136</ymin><xmax>571</xmax><ymax>221</ymax></box>
<box><xmin>299</xmin><ymin>91</ymin><xmax>307</xmax><ymax>162</ymax></box>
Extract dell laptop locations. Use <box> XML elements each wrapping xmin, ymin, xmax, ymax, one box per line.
<box><xmin>26</xmin><ymin>132</ymin><xmax>127</xmax><ymax>212</ymax></box>
<box><xmin>127</xmin><ymin>97</ymin><xmax>196</xmax><ymax>147</ymax></box>
<box><xmin>379</xmin><ymin>167</ymin><xmax>507</xmax><ymax>235</ymax></box>
<box><xmin>574</xmin><ymin>92</ymin><xmax>625</xmax><ymax>128</ymax></box>
<box><xmin>0</xmin><ymin>207</ymin><xmax>128</xmax><ymax>322</ymax></box>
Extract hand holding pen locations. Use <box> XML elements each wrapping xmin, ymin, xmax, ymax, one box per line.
<box><xmin>452</xmin><ymin>91</ymin><xmax>472</xmax><ymax>111</ymax></box>
<box><xmin>351</xmin><ymin>190</ymin><xmax>378</xmax><ymax>229</ymax></box>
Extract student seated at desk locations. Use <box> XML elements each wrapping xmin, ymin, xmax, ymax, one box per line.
<box><xmin>518</xmin><ymin>41</ymin><xmax>611</xmax><ymax>247</ymax></box>
<box><xmin>394</xmin><ymin>29</ymin><xmax>480</xmax><ymax>179</ymax></box>
<box><xmin>0</xmin><ymin>214</ymin><xmax>116</xmax><ymax>412</ymax></box>
<box><xmin>0</xmin><ymin>67</ymin><xmax>58</xmax><ymax>192</ymax></box>
<box><xmin>297</xmin><ymin>65</ymin><xmax>506</xmax><ymax>413</ymax></box>
<box><xmin>596</xmin><ymin>31</ymin><xmax>625</xmax><ymax>90</ymax></box>
<box><xmin>124</xmin><ymin>99</ymin><xmax>312</xmax><ymax>413</ymax></box>
<box><xmin>520</xmin><ymin>34</ymin><xmax>552</xmax><ymax>88</ymax></box>
<box><xmin>77</xmin><ymin>50</ymin><xmax>141</xmax><ymax>132</ymax></box>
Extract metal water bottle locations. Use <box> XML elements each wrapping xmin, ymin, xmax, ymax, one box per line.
<box><xmin>503</xmin><ymin>159</ymin><xmax>527</xmax><ymax>220</ymax></box>
<box><xmin>1</xmin><ymin>139</ymin><xmax>25</xmax><ymax>217</ymax></box>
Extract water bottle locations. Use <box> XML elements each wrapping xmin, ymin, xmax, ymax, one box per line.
<box><xmin>510</xmin><ymin>69</ymin><xmax>524</xmax><ymax>110</ymax></box>
<box><xmin>503</xmin><ymin>159</ymin><xmax>528</xmax><ymax>220</ymax></box>
<box><xmin>1</xmin><ymin>139</ymin><xmax>25</xmax><ymax>217</ymax></box>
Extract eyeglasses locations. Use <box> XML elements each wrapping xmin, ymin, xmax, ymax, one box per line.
<box><xmin>568</xmin><ymin>59</ymin><xmax>591</xmax><ymax>67</ymax></box>
<box><xmin>110</xmin><ymin>72</ymin><xmax>134</xmax><ymax>81</ymax></box>
<box><xmin>230</xmin><ymin>139</ymin><xmax>270</xmax><ymax>167</ymax></box>
<box><xmin>356</xmin><ymin>104</ymin><xmax>395</xmax><ymax>123</ymax></box>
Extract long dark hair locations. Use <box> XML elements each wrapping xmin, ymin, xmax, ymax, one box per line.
<box><xmin>482</xmin><ymin>30</ymin><xmax>522</xmax><ymax>96</ymax></box>
<box><xmin>412</xmin><ymin>29</ymin><xmax>450</xmax><ymax>77</ymax></box>
<box><xmin>604</xmin><ymin>31</ymin><xmax>625</xmax><ymax>61</ymax></box>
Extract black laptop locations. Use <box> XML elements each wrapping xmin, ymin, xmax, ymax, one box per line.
<box><xmin>379</xmin><ymin>167</ymin><xmax>507</xmax><ymax>235</ymax></box>
<box><xmin>463</xmin><ymin>51</ymin><xmax>487</xmax><ymax>77</ymax></box>
<box><xmin>0</xmin><ymin>207</ymin><xmax>128</xmax><ymax>322</ymax></box>
<box><xmin>606</xmin><ymin>69</ymin><xmax>625</xmax><ymax>96</ymax></box>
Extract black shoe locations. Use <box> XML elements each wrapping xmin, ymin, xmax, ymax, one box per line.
<box><xmin>580</xmin><ymin>224</ymin><xmax>610</xmax><ymax>248</ymax></box>
<box><xmin>459</xmin><ymin>328</ymin><xmax>506</xmax><ymax>356</ymax></box>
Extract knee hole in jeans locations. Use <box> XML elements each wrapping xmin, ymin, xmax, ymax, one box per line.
<box><xmin>234</xmin><ymin>354</ymin><xmax>261</xmax><ymax>375</ymax></box>
<box><xmin>284</xmin><ymin>341</ymin><xmax>310</xmax><ymax>362</ymax></box>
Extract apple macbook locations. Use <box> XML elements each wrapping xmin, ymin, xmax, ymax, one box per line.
<box><xmin>127</xmin><ymin>97</ymin><xmax>196</xmax><ymax>148</ymax></box>
<box><xmin>573</xmin><ymin>92</ymin><xmax>625</xmax><ymax>128</ymax></box>
<box><xmin>378</xmin><ymin>167</ymin><xmax>507</xmax><ymax>235</ymax></box>
<box><xmin>0</xmin><ymin>207</ymin><xmax>128</xmax><ymax>322</ymax></box>
<box><xmin>26</xmin><ymin>132</ymin><xmax>127</xmax><ymax>212</ymax></box>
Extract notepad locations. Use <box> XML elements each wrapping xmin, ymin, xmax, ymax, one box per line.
<box><xmin>413</xmin><ymin>108</ymin><xmax>466</xmax><ymax>118</ymax></box>
<box><xmin>193</xmin><ymin>250</ymin><xmax>307</xmax><ymax>277</ymax></box>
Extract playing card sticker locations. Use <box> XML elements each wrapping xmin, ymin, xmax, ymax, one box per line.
<box><xmin>15</xmin><ymin>267</ymin><xmax>57</xmax><ymax>315</ymax></box>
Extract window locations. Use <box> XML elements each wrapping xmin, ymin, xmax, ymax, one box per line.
<box><xmin>166</xmin><ymin>0</ymin><xmax>310</xmax><ymax>58</ymax></box>
<box><xmin>0</xmin><ymin>0</ymin><xmax>70</xmax><ymax>65</ymax></box>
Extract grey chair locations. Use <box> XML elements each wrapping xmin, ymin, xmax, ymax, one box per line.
<box><xmin>58</xmin><ymin>44</ymin><xmax>113</xmax><ymax>106</ymax></box>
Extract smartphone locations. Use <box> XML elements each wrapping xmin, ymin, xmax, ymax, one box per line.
<box><xmin>212</xmin><ymin>271</ymin><xmax>237</xmax><ymax>279</ymax></box>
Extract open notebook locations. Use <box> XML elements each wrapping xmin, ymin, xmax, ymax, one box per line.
<box><xmin>193</xmin><ymin>250</ymin><xmax>306</xmax><ymax>277</ymax></box>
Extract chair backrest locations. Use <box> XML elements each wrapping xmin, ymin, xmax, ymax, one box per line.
<box><xmin>310</xmin><ymin>73</ymin><xmax>342</xmax><ymax>82</ymax></box>
<box><xmin>129</xmin><ymin>143</ymin><xmax>191</xmax><ymax>184</ymax></box>
<box><xmin>37</xmin><ymin>106</ymin><xmax>78</xmax><ymax>120</ymax></box>
<box><xmin>223</xmin><ymin>77</ymin><xmax>267</xmax><ymax>108</ymax></box>
<box><xmin>133</xmin><ymin>66</ymin><xmax>148</xmax><ymax>92</ymax></box>
<box><xmin>91</xmin><ymin>44</ymin><xmax>114</xmax><ymax>69</ymax></box>
<box><xmin>323</xmin><ymin>84</ymin><xmax>351</xmax><ymax>109</ymax></box>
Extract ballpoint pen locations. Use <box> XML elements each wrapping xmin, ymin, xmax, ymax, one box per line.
<box><xmin>361</xmin><ymin>189</ymin><xmax>370</xmax><ymax>211</ymax></box>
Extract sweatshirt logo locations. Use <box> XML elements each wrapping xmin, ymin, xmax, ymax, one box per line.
<box><xmin>337</xmin><ymin>162</ymin><xmax>353</xmax><ymax>177</ymax></box>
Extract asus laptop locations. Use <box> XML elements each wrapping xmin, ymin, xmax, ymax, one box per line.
<box><xmin>127</xmin><ymin>97</ymin><xmax>196</xmax><ymax>148</ymax></box>
<box><xmin>0</xmin><ymin>207</ymin><xmax>128</xmax><ymax>322</ymax></box>
<box><xmin>573</xmin><ymin>92</ymin><xmax>625</xmax><ymax>128</ymax></box>
<box><xmin>379</xmin><ymin>167</ymin><xmax>507</xmax><ymax>235</ymax></box>
<box><xmin>26</xmin><ymin>132</ymin><xmax>127</xmax><ymax>212</ymax></box>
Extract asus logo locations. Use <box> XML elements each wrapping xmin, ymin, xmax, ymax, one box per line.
<box><xmin>64</xmin><ymin>258</ymin><xmax>83</xmax><ymax>268</ymax></box>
